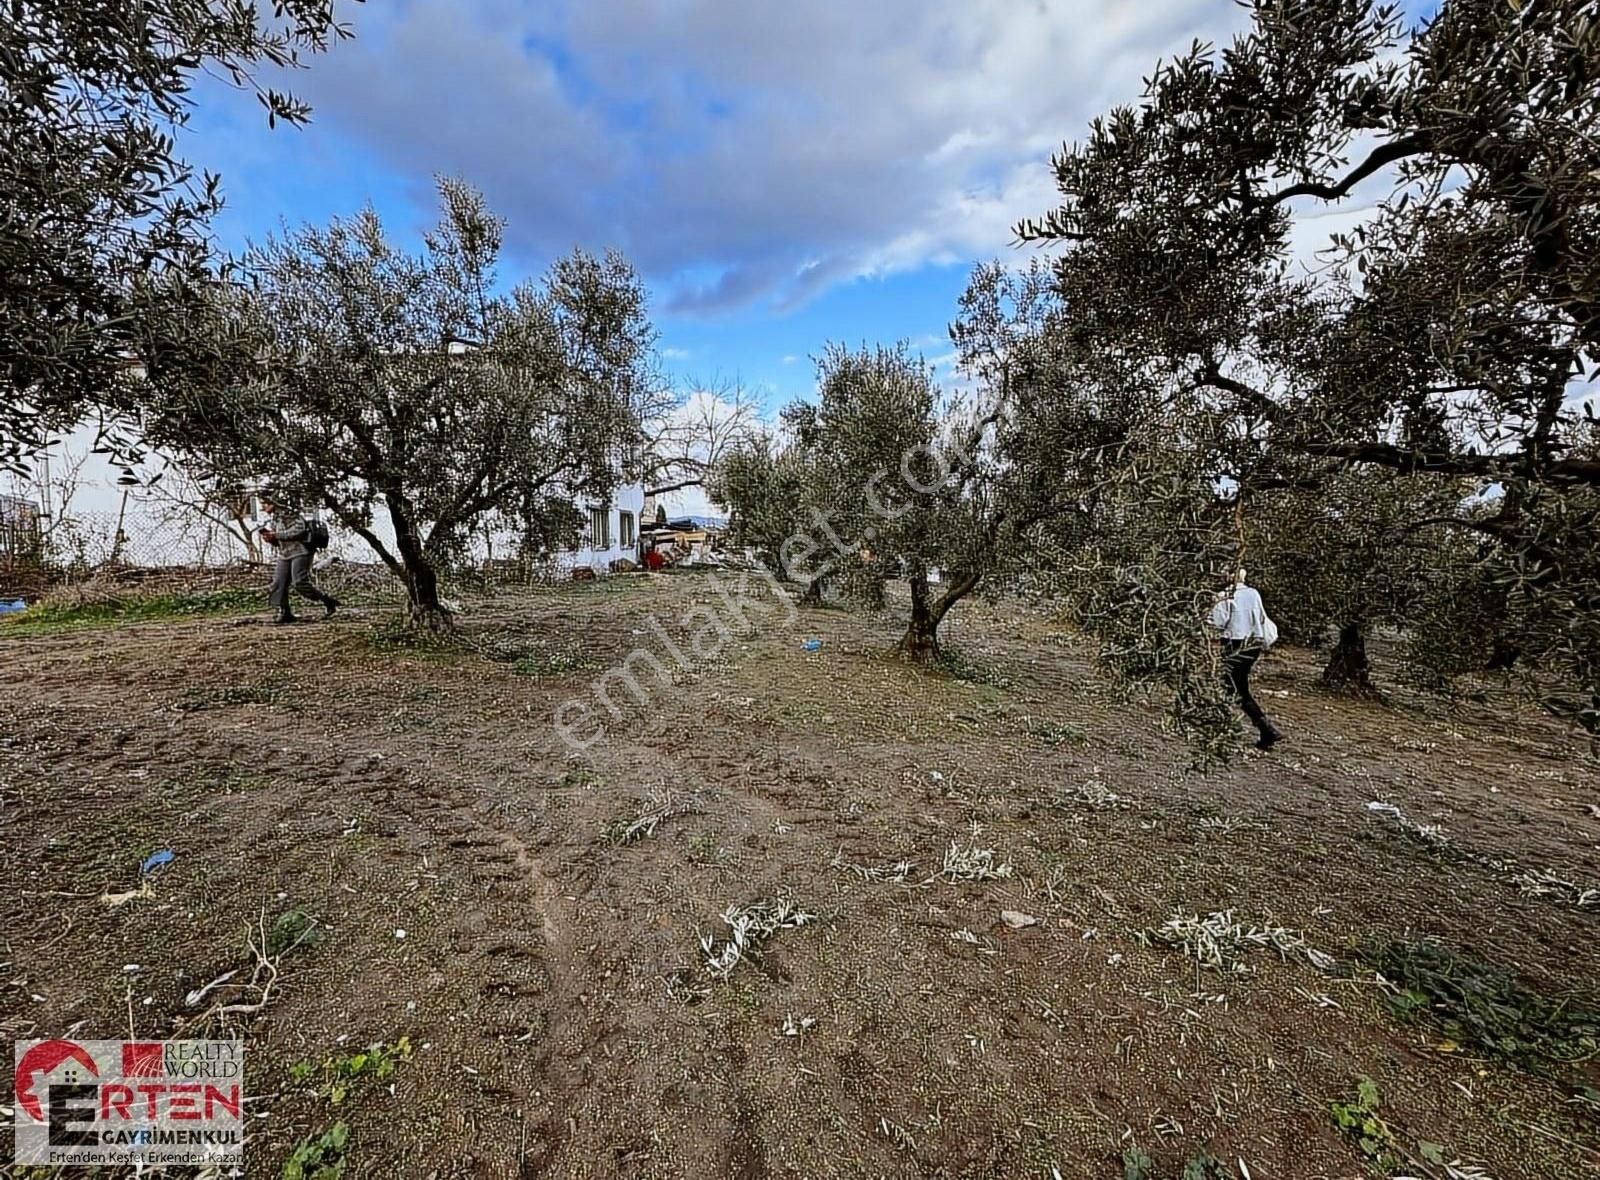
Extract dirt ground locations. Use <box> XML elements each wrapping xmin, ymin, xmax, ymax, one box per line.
<box><xmin>2</xmin><ymin>571</ymin><xmax>1598</xmax><ymax>1179</ymax></box>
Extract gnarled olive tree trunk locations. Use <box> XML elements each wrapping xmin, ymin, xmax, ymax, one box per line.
<box><xmin>334</xmin><ymin>493</ymin><xmax>454</xmax><ymax>633</ymax></box>
<box><xmin>387</xmin><ymin>494</ymin><xmax>454</xmax><ymax>633</ymax></box>
<box><xmin>1321</xmin><ymin>621</ymin><xmax>1374</xmax><ymax>693</ymax></box>
<box><xmin>897</xmin><ymin>570</ymin><xmax>980</xmax><ymax>662</ymax></box>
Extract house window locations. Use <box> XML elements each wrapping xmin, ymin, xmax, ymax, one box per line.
<box><xmin>619</xmin><ymin>511</ymin><xmax>635</xmax><ymax>549</ymax></box>
<box><xmin>590</xmin><ymin>506</ymin><xmax>611</xmax><ymax>550</ymax></box>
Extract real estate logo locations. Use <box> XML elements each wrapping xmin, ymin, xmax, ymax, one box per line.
<box><xmin>12</xmin><ymin>1038</ymin><xmax>244</xmax><ymax>1167</ymax></box>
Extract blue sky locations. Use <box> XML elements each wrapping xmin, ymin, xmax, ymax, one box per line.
<box><xmin>181</xmin><ymin>0</ymin><xmax>1441</xmax><ymax>414</ymax></box>
<box><xmin>178</xmin><ymin>0</ymin><xmax>1258</xmax><ymax>411</ymax></box>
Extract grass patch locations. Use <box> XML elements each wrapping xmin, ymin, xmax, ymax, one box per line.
<box><xmin>935</xmin><ymin>645</ymin><xmax>1012</xmax><ymax>688</ymax></box>
<box><xmin>1121</xmin><ymin>1147</ymin><xmax>1154</xmax><ymax>1180</ymax></box>
<box><xmin>289</xmin><ymin>1037</ymin><xmax>413</xmax><ymax>1107</ymax></box>
<box><xmin>1121</xmin><ymin>1148</ymin><xmax>1230</xmax><ymax>1180</ymax></box>
<box><xmin>0</xmin><ymin>586</ymin><xmax>261</xmax><ymax>635</ymax></box>
<box><xmin>176</xmin><ymin>681</ymin><xmax>294</xmax><ymax>712</ymax></box>
<box><xmin>510</xmin><ymin>649</ymin><xmax>594</xmax><ymax>678</ymax></box>
<box><xmin>282</xmin><ymin>1121</ymin><xmax>350</xmax><ymax>1179</ymax></box>
<box><xmin>265</xmin><ymin>908</ymin><xmax>326</xmax><ymax>958</ymax></box>
<box><xmin>1374</xmin><ymin>939</ymin><xmax>1600</xmax><ymax>1072</ymax></box>
<box><xmin>686</xmin><ymin>830</ymin><xmax>724</xmax><ymax>865</ymax></box>
<box><xmin>559</xmin><ymin>763</ymin><xmax>602</xmax><ymax>790</ymax></box>
<box><xmin>172</xmin><ymin>767</ymin><xmax>267</xmax><ymax>798</ymax></box>
<box><xmin>1328</xmin><ymin>1076</ymin><xmax>1395</xmax><ymax>1165</ymax></box>
<box><xmin>1029</xmin><ymin>719</ymin><xmax>1088</xmax><ymax>747</ymax></box>
<box><xmin>364</xmin><ymin>620</ymin><xmax>462</xmax><ymax>659</ymax></box>
<box><xmin>467</xmin><ymin>631</ymin><xmax>598</xmax><ymax>678</ymax></box>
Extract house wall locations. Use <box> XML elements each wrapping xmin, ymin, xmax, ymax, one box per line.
<box><xmin>15</xmin><ymin>425</ymin><xmax>652</xmax><ymax>575</ymax></box>
<box><xmin>242</xmin><ymin>484</ymin><xmax>649</xmax><ymax>575</ymax></box>
<box><xmin>557</xmin><ymin>484</ymin><xmax>646</xmax><ymax>573</ymax></box>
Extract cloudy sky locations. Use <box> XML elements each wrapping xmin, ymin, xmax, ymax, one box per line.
<box><xmin>181</xmin><ymin>0</ymin><xmax>1287</xmax><ymax>408</ymax></box>
<box><xmin>40</xmin><ymin>0</ymin><xmax>1454</xmax><ymax>525</ymax></box>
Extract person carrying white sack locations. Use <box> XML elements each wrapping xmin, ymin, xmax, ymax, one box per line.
<box><xmin>1208</xmin><ymin>567</ymin><xmax>1283</xmax><ymax>750</ymax></box>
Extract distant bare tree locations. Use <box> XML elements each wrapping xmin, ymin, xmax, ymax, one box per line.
<box><xmin>134</xmin><ymin>462</ymin><xmax>263</xmax><ymax>563</ymax></box>
<box><xmin>6</xmin><ymin>443</ymin><xmax>89</xmax><ymax>556</ymax></box>
<box><xmin>642</xmin><ymin>378</ymin><xmax>761</xmax><ymax>499</ymax></box>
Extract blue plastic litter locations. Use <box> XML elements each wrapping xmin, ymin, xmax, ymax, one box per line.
<box><xmin>140</xmin><ymin>849</ymin><xmax>175</xmax><ymax>875</ymax></box>
<box><xmin>802</xmin><ymin>639</ymin><xmax>822</xmax><ymax>652</ymax></box>
<box><xmin>0</xmin><ymin>598</ymin><xmax>25</xmax><ymax>615</ymax></box>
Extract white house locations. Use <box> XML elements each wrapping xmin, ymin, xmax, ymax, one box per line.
<box><xmin>14</xmin><ymin>423</ymin><xmax>663</xmax><ymax>577</ymax></box>
<box><xmin>558</xmin><ymin>484</ymin><xmax>646</xmax><ymax>574</ymax></box>
<box><xmin>236</xmin><ymin>482</ymin><xmax>651</xmax><ymax>575</ymax></box>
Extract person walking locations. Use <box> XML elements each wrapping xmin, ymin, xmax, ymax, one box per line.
<box><xmin>260</xmin><ymin>493</ymin><xmax>338</xmax><ymax>625</ymax></box>
<box><xmin>1208</xmin><ymin>567</ymin><xmax>1282</xmax><ymax>750</ymax></box>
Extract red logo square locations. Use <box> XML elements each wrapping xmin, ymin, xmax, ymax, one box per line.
<box><xmin>122</xmin><ymin>1042</ymin><xmax>165</xmax><ymax>1078</ymax></box>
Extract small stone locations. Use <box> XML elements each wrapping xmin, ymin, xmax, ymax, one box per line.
<box><xmin>1000</xmin><ymin>910</ymin><xmax>1038</xmax><ymax>930</ymax></box>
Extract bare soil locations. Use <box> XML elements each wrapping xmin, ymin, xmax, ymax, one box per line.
<box><xmin>2</xmin><ymin>572</ymin><xmax>1598</xmax><ymax>1179</ymax></box>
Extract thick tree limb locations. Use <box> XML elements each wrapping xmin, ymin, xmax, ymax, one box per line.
<box><xmin>1401</xmin><ymin>514</ymin><xmax>1519</xmax><ymax>540</ymax></box>
<box><xmin>644</xmin><ymin>476</ymin><xmax>705</xmax><ymax>497</ymax></box>
<box><xmin>931</xmin><ymin>570</ymin><xmax>983</xmax><ymax>624</ymax></box>
<box><xmin>1297</xmin><ymin>438</ymin><xmax>1600</xmax><ymax>486</ymax></box>
<box><xmin>1196</xmin><ymin>364</ymin><xmax>1600</xmax><ymax>487</ymax></box>
<box><xmin>1195</xmin><ymin>361</ymin><xmax>1291</xmax><ymax>425</ymax></box>
<box><xmin>1249</xmin><ymin>134</ymin><xmax>1430</xmax><ymax>209</ymax></box>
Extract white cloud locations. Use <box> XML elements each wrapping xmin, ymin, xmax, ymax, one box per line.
<box><xmin>290</xmin><ymin>0</ymin><xmax>1249</xmax><ymax>313</ymax></box>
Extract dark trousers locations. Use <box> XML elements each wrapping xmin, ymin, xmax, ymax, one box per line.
<box><xmin>1222</xmin><ymin>639</ymin><xmax>1275</xmax><ymax>737</ymax></box>
<box><xmin>270</xmin><ymin>554</ymin><xmax>331</xmax><ymax>614</ymax></box>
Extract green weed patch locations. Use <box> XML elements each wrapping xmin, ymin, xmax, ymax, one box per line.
<box><xmin>1374</xmin><ymin>940</ymin><xmax>1600</xmax><ymax>1072</ymax></box>
<box><xmin>1</xmin><ymin>587</ymin><xmax>261</xmax><ymax>635</ymax></box>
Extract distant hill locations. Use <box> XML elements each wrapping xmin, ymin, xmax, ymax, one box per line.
<box><xmin>655</xmin><ymin>514</ymin><xmax>727</xmax><ymax>531</ymax></box>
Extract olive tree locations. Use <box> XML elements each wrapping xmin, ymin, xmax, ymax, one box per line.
<box><xmin>793</xmin><ymin>342</ymin><xmax>964</xmax><ymax>656</ymax></box>
<box><xmin>708</xmin><ymin>429</ymin><xmax>824</xmax><ymax>599</ymax></box>
<box><xmin>143</xmin><ymin>179</ymin><xmax>655</xmax><ymax>629</ymax></box>
<box><xmin>1019</xmin><ymin>0</ymin><xmax>1600</xmax><ymax>738</ymax></box>
<box><xmin>1407</xmin><ymin>442</ymin><xmax>1600</xmax><ymax>733</ymax></box>
<box><xmin>1245</xmin><ymin>469</ymin><xmax>1476</xmax><ymax>692</ymax></box>
<box><xmin>1</xmin><ymin>0</ymin><xmax>354</xmax><ymax>469</ymax></box>
<box><xmin>777</xmin><ymin>263</ymin><xmax>1086</xmax><ymax>660</ymax></box>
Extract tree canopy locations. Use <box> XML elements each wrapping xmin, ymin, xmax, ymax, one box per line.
<box><xmin>142</xmin><ymin>179</ymin><xmax>656</xmax><ymax>628</ymax></box>
<box><xmin>709</xmin><ymin>430</ymin><xmax>820</xmax><ymax>594</ymax></box>
<box><xmin>713</xmin><ymin>262</ymin><xmax>1102</xmax><ymax>660</ymax></box>
<box><xmin>1018</xmin><ymin>0</ymin><xmax>1600</xmax><ymax>740</ymax></box>
<box><xmin>1</xmin><ymin>0</ymin><xmax>355</xmax><ymax>470</ymax></box>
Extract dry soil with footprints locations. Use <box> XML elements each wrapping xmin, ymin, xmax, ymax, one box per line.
<box><xmin>2</xmin><ymin>572</ymin><xmax>1598</xmax><ymax>1178</ymax></box>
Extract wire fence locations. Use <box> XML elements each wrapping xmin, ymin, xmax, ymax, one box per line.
<box><xmin>3</xmin><ymin>499</ymin><xmax>278</xmax><ymax>600</ymax></box>
<box><xmin>1</xmin><ymin>507</ymin><xmax>249</xmax><ymax>578</ymax></box>
<box><xmin>0</xmin><ymin>502</ymin><xmax>584</xmax><ymax>601</ymax></box>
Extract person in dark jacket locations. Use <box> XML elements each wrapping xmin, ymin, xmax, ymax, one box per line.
<box><xmin>260</xmin><ymin>493</ymin><xmax>338</xmax><ymax>624</ymax></box>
